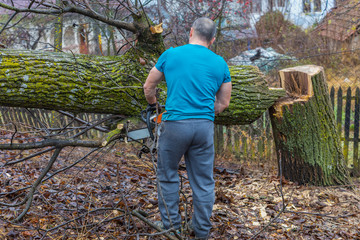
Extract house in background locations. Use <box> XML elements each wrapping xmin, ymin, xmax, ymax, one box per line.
<box><xmin>312</xmin><ymin>0</ymin><xmax>360</xmax><ymax>52</ymax></box>
<box><xmin>233</xmin><ymin>0</ymin><xmax>339</xmax><ymax>29</ymax></box>
<box><xmin>219</xmin><ymin>0</ymin><xmax>339</xmax><ymax>45</ymax></box>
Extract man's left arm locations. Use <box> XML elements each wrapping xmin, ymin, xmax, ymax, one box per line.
<box><xmin>143</xmin><ymin>67</ymin><xmax>164</xmax><ymax>104</ymax></box>
<box><xmin>214</xmin><ymin>81</ymin><xmax>232</xmax><ymax>115</ymax></box>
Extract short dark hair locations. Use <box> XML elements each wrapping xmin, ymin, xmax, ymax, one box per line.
<box><xmin>192</xmin><ymin>17</ymin><xmax>216</xmax><ymax>43</ymax></box>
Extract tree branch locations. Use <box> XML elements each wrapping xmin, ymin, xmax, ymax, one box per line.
<box><xmin>0</xmin><ymin>2</ymin><xmax>138</xmax><ymax>33</ymax></box>
<box><xmin>0</xmin><ymin>138</ymin><xmax>103</xmax><ymax>150</ymax></box>
<box><xmin>14</xmin><ymin>147</ymin><xmax>62</xmax><ymax>222</ymax></box>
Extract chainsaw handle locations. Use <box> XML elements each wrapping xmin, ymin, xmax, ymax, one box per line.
<box><xmin>141</xmin><ymin>105</ymin><xmax>164</xmax><ymax>140</ymax></box>
<box><xmin>146</xmin><ymin>110</ymin><xmax>155</xmax><ymax>140</ymax></box>
<box><xmin>140</xmin><ymin>109</ymin><xmax>148</xmax><ymax>122</ymax></box>
<box><xmin>140</xmin><ymin>108</ymin><xmax>155</xmax><ymax>140</ymax></box>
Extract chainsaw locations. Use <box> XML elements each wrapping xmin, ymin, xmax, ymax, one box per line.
<box><xmin>119</xmin><ymin>105</ymin><xmax>164</xmax><ymax>143</ymax></box>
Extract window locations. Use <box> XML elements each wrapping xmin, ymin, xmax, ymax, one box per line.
<box><xmin>250</xmin><ymin>0</ymin><xmax>262</xmax><ymax>13</ymax></box>
<box><xmin>277</xmin><ymin>0</ymin><xmax>286</xmax><ymax>7</ymax></box>
<box><xmin>303</xmin><ymin>0</ymin><xmax>322</xmax><ymax>13</ymax></box>
<box><xmin>314</xmin><ymin>0</ymin><xmax>321</xmax><ymax>12</ymax></box>
<box><xmin>303</xmin><ymin>0</ymin><xmax>311</xmax><ymax>13</ymax></box>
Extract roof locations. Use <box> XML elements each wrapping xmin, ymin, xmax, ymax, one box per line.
<box><xmin>313</xmin><ymin>0</ymin><xmax>360</xmax><ymax>41</ymax></box>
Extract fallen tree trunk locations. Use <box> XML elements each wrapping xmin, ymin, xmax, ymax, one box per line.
<box><xmin>0</xmin><ymin>49</ymin><xmax>285</xmax><ymax>125</ymax></box>
<box><xmin>269</xmin><ymin>65</ymin><xmax>350</xmax><ymax>186</ymax></box>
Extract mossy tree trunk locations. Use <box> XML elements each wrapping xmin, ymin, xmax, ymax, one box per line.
<box><xmin>269</xmin><ymin>65</ymin><xmax>350</xmax><ymax>186</ymax></box>
<box><xmin>0</xmin><ymin>49</ymin><xmax>285</xmax><ymax>125</ymax></box>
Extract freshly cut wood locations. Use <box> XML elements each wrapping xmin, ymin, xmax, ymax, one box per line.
<box><xmin>269</xmin><ymin>65</ymin><xmax>350</xmax><ymax>186</ymax></box>
<box><xmin>0</xmin><ymin>49</ymin><xmax>285</xmax><ymax>125</ymax></box>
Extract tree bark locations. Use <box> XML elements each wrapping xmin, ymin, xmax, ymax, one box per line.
<box><xmin>269</xmin><ymin>65</ymin><xmax>350</xmax><ymax>186</ymax></box>
<box><xmin>0</xmin><ymin>49</ymin><xmax>285</xmax><ymax>125</ymax></box>
<box><xmin>54</xmin><ymin>0</ymin><xmax>63</xmax><ymax>52</ymax></box>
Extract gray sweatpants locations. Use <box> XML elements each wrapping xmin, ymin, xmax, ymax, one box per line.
<box><xmin>157</xmin><ymin>119</ymin><xmax>215</xmax><ymax>238</ymax></box>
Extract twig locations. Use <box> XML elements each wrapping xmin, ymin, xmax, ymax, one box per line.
<box><xmin>57</xmin><ymin>110</ymin><xmax>110</xmax><ymax>133</ymax></box>
<box><xmin>0</xmin><ymin>12</ymin><xmax>17</xmax><ymax>35</ymax></box>
<box><xmin>70</xmin><ymin>115</ymin><xmax>118</xmax><ymax>139</ymax></box>
<box><xmin>0</xmin><ymin>138</ymin><xmax>103</xmax><ymax>150</ymax></box>
<box><xmin>40</xmin><ymin>207</ymin><xmax>126</xmax><ymax>238</ymax></box>
<box><xmin>131</xmin><ymin>210</ymin><xmax>180</xmax><ymax>240</ymax></box>
<box><xmin>3</xmin><ymin>147</ymin><xmax>56</xmax><ymax>166</ymax></box>
<box><xmin>14</xmin><ymin>148</ymin><xmax>62</xmax><ymax>222</ymax></box>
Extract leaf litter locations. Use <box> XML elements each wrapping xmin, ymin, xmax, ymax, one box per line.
<box><xmin>0</xmin><ymin>138</ymin><xmax>359</xmax><ymax>239</ymax></box>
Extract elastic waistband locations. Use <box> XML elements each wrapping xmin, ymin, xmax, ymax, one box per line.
<box><xmin>164</xmin><ymin>118</ymin><xmax>213</xmax><ymax>123</ymax></box>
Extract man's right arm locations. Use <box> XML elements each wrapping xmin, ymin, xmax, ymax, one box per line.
<box><xmin>215</xmin><ymin>82</ymin><xmax>232</xmax><ymax>115</ymax></box>
<box><xmin>143</xmin><ymin>67</ymin><xmax>164</xmax><ymax>104</ymax></box>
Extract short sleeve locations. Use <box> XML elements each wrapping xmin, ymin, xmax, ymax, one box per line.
<box><xmin>155</xmin><ymin>48</ymin><xmax>171</xmax><ymax>73</ymax></box>
<box><xmin>223</xmin><ymin>64</ymin><xmax>231</xmax><ymax>83</ymax></box>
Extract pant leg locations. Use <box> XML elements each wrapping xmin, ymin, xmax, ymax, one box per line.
<box><xmin>157</xmin><ymin>121</ymin><xmax>192</xmax><ymax>229</ymax></box>
<box><xmin>184</xmin><ymin>120</ymin><xmax>215</xmax><ymax>238</ymax></box>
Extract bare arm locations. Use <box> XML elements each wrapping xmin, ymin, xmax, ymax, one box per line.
<box><xmin>143</xmin><ymin>67</ymin><xmax>164</xmax><ymax>104</ymax></box>
<box><xmin>215</xmin><ymin>82</ymin><xmax>232</xmax><ymax>115</ymax></box>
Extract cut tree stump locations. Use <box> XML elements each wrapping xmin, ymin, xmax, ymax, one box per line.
<box><xmin>269</xmin><ymin>65</ymin><xmax>350</xmax><ymax>186</ymax></box>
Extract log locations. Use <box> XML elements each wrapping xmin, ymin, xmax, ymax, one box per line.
<box><xmin>0</xmin><ymin>49</ymin><xmax>285</xmax><ymax>125</ymax></box>
<box><xmin>269</xmin><ymin>65</ymin><xmax>350</xmax><ymax>186</ymax></box>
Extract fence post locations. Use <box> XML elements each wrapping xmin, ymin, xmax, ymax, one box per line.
<box><xmin>225</xmin><ymin>126</ymin><xmax>232</xmax><ymax>154</ymax></box>
<box><xmin>330</xmin><ymin>86</ymin><xmax>335</xmax><ymax>110</ymax></box>
<box><xmin>344</xmin><ymin>87</ymin><xmax>351</xmax><ymax>164</ymax></box>
<box><xmin>354</xmin><ymin>88</ymin><xmax>360</xmax><ymax>176</ymax></box>
<box><xmin>264</xmin><ymin>111</ymin><xmax>272</xmax><ymax>160</ymax></box>
<box><xmin>336</xmin><ymin>88</ymin><xmax>343</xmax><ymax>137</ymax></box>
<box><xmin>214</xmin><ymin>125</ymin><xmax>224</xmax><ymax>155</ymax></box>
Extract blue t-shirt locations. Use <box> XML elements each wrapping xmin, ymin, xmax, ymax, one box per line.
<box><xmin>155</xmin><ymin>44</ymin><xmax>231</xmax><ymax>121</ymax></box>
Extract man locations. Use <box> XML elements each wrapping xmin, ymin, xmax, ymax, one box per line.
<box><xmin>143</xmin><ymin>17</ymin><xmax>232</xmax><ymax>239</ymax></box>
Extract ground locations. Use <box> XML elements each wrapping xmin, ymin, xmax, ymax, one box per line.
<box><xmin>0</xmin><ymin>139</ymin><xmax>360</xmax><ymax>239</ymax></box>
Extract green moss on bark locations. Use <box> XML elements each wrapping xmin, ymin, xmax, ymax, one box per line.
<box><xmin>270</xmin><ymin>67</ymin><xmax>350</xmax><ymax>186</ymax></box>
<box><xmin>0</xmin><ymin>50</ymin><xmax>284</xmax><ymax>125</ymax></box>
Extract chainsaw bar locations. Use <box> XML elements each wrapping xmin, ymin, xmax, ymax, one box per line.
<box><xmin>126</xmin><ymin>127</ymin><xmax>151</xmax><ymax>141</ymax></box>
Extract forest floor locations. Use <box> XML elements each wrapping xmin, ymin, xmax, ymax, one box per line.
<box><xmin>1</xmin><ymin>141</ymin><xmax>360</xmax><ymax>240</ymax></box>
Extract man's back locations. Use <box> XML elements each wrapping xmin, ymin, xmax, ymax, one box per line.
<box><xmin>143</xmin><ymin>17</ymin><xmax>232</xmax><ymax>239</ymax></box>
<box><xmin>155</xmin><ymin>44</ymin><xmax>231</xmax><ymax>121</ymax></box>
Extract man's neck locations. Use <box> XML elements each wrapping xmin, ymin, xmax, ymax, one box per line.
<box><xmin>189</xmin><ymin>39</ymin><xmax>210</xmax><ymax>48</ymax></box>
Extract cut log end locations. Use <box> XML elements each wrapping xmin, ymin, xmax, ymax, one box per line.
<box><xmin>273</xmin><ymin>65</ymin><xmax>325</xmax><ymax>119</ymax></box>
<box><xmin>279</xmin><ymin>65</ymin><xmax>324</xmax><ymax>100</ymax></box>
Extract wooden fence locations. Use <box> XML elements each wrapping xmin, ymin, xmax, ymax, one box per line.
<box><xmin>215</xmin><ymin>86</ymin><xmax>359</xmax><ymax>174</ymax></box>
<box><xmin>0</xmin><ymin>107</ymin><xmax>108</xmax><ymax>139</ymax></box>
<box><xmin>330</xmin><ymin>86</ymin><xmax>360</xmax><ymax>173</ymax></box>
<box><xmin>214</xmin><ymin>111</ymin><xmax>275</xmax><ymax>162</ymax></box>
<box><xmin>1</xmin><ymin>86</ymin><xmax>359</xmax><ymax>174</ymax></box>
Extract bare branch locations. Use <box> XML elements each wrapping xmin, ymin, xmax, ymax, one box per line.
<box><xmin>0</xmin><ymin>138</ymin><xmax>103</xmax><ymax>150</ymax></box>
<box><xmin>0</xmin><ymin>2</ymin><xmax>138</xmax><ymax>33</ymax></box>
<box><xmin>14</xmin><ymin>148</ymin><xmax>62</xmax><ymax>222</ymax></box>
<box><xmin>57</xmin><ymin>110</ymin><xmax>110</xmax><ymax>133</ymax></box>
<box><xmin>0</xmin><ymin>12</ymin><xmax>17</xmax><ymax>36</ymax></box>
<box><xmin>2</xmin><ymin>147</ymin><xmax>56</xmax><ymax>167</ymax></box>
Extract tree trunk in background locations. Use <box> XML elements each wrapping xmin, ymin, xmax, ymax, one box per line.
<box><xmin>269</xmin><ymin>65</ymin><xmax>350</xmax><ymax>186</ymax></box>
<box><xmin>92</xmin><ymin>21</ymin><xmax>102</xmax><ymax>56</ymax></box>
<box><xmin>54</xmin><ymin>0</ymin><xmax>63</xmax><ymax>52</ymax></box>
<box><xmin>0</xmin><ymin>49</ymin><xmax>285</xmax><ymax>125</ymax></box>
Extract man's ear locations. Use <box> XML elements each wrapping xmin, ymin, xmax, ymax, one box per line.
<box><xmin>209</xmin><ymin>37</ymin><xmax>216</xmax><ymax>47</ymax></box>
<box><xmin>189</xmin><ymin>28</ymin><xmax>194</xmax><ymax>38</ymax></box>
